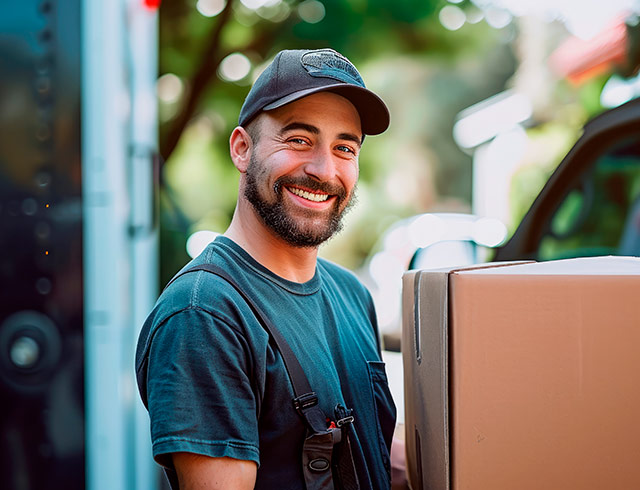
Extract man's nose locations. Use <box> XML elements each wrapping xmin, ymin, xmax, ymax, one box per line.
<box><xmin>303</xmin><ymin>147</ymin><xmax>336</xmax><ymax>182</ymax></box>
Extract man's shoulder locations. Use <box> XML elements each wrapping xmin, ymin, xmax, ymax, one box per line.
<box><xmin>135</xmin><ymin>241</ymin><xmax>259</xmax><ymax>383</ymax></box>
<box><xmin>155</xmin><ymin>240</ymin><xmax>255</xmax><ymax>319</ymax></box>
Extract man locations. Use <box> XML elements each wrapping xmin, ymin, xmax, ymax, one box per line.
<box><xmin>136</xmin><ymin>48</ymin><xmax>396</xmax><ymax>489</ymax></box>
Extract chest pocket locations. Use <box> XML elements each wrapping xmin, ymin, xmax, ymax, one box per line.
<box><xmin>367</xmin><ymin>360</ymin><xmax>396</xmax><ymax>480</ymax></box>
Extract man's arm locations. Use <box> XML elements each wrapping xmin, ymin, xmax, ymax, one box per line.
<box><xmin>173</xmin><ymin>453</ymin><xmax>257</xmax><ymax>490</ymax></box>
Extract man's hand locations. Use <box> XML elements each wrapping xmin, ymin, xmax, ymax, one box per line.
<box><xmin>173</xmin><ymin>452</ymin><xmax>257</xmax><ymax>489</ymax></box>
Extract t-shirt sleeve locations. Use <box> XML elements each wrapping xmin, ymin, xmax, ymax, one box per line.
<box><xmin>145</xmin><ymin>307</ymin><xmax>261</xmax><ymax>468</ymax></box>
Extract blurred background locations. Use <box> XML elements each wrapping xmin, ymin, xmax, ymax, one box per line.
<box><xmin>2</xmin><ymin>0</ymin><xmax>640</xmax><ymax>488</ymax></box>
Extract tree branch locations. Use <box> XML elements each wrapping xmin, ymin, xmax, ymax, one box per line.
<box><xmin>160</xmin><ymin>0</ymin><xmax>295</xmax><ymax>164</ymax></box>
<box><xmin>161</xmin><ymin>0</ymin><xmax>235</xmax><ymax>161</ymax></box>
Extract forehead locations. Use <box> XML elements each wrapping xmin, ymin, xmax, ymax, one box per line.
<box><xmin>261</xmin><ymin>92</ymin><xmax>362</xmax><ymax>136</ymax></box>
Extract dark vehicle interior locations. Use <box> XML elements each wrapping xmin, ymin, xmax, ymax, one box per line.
<box><xmin>495</xmin><ymin>97</ymin><xmax>640</xmax><ymax>262</ymax></box>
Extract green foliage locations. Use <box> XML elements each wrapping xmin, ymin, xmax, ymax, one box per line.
<box><xmin>508</xmin><ymin>122</ymin><xmax>582</xmax><ymax>234</ymax></box>
<box><xmin>539</xmin><ymin>153</ymin><xmax>640</xmax><ymax>261</ymax></box>
<box><xmin>291</xmin><ymin>0</ymin><xmax>439</xmax><ymax>53</ymax></box>
<box><xmin>577</xmin><ymin>74</ymin><xmax>609</xmax><ymax>118</ymax></box>
<box><xmin>156</xmin><ymin>0</ymin><xmax>503</xmax><ymax>274</ymax></box>
<box><xmin>158</xmin><ymin>0</ymin><xmax>609</xmax><ymax>276</ymax></box>
<box><xmin>549</xmin><ymin>189</ymin><xmax>583</xmax><ymax>237</ymax></box>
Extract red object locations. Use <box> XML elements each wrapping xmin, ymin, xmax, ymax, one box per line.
<box><xmin>550</xmin><ymin>15</ymin><xmax>629</xmax><ymax>85</ymax></box>
<box><xmin>143</xmin><ymin>0</ymin><xmax>161</xmax><ymax>10</ymax></box>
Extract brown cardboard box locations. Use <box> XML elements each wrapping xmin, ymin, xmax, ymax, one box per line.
<box><xmin>402</xmin><ymin>256</ymin><xmax>640</xmax><ymax>490</ymax></box>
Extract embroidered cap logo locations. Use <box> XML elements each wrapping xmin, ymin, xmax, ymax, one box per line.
<box><xmin>300</xmin><ymin>49</ymin><xmax>365</xmax><ymax>88</ymax></box>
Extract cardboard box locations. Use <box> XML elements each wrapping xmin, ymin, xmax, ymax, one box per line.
<box><xmin>402</xmin><ymin>256</ymin><xmax>640</xmax><ymax>490</ymax></box>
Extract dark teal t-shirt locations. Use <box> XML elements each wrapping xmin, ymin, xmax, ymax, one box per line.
<box><xmin>136</xmin><ymin>237</ymin><xmax>396</xmax><ymax>489</ymax></box>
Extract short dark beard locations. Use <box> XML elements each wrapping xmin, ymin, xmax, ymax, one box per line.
<box><xmin>243</xmin><ymin>154</ymin><xmax>357</xmax><ymax>248</ymax></box>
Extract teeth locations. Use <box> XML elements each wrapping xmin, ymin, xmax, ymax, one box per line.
<box><xmin>288</xmin><ymin>187</ymin><xmax>329</xmax><ymax>202</ymax></box>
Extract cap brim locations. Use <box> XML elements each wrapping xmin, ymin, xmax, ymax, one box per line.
<box><xmin>262</xmin><ymin>83</ymin><xmax>390</xmax><ymax>136</ymax></box>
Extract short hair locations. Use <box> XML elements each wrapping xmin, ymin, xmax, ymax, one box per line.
<box><xmin>244</xmin><ymin>116</ymin><xmax>262</xmax><ymax>145</ymax></box>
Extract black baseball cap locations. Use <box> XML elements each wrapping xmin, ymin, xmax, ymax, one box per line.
<box><xmin>238</xmin><ymin>48</ymin><xmax>390</xmax><ymax>135</ymax></box>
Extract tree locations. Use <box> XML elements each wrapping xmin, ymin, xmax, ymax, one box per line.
<box><xmin>156</xmin><ymin>0</ymin><xmax>513</xmax><ymax>281</ymax></box>
<box><xmin>158</xmin><ymin>0</ymin><xmax>449</xmax><ymax>164</ymax></box>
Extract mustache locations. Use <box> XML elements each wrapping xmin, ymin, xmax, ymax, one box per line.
<box><xmin>274</xmin><ymin>176</ymin><xmax>348</xmax><ymax>201</ymax></box>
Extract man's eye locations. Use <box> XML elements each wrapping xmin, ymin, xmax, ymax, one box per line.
<box><xmin>337</xmin><ymin>145</ymin><xmax>355</xmax><ymax>154</ymax></box>
<box><xmin>289</xmin><ymin>138</ymin><xmax>308</xmax><ymax>145</ymax></box>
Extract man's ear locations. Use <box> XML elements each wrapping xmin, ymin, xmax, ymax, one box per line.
<box><xmin>229</xmin><ymin>126</ymin><xmax>253</xmax><ymax>173</ymax></box>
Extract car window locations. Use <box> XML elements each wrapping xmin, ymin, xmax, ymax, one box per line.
<box><xmin>539</xmin><ymin>136</ymin><xmax>640</xmax><ymax>260</ymax></box>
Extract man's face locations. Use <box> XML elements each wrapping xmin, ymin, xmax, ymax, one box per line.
<box><xmin>242</xmin><ymin>92</ymin><xmax>362</xmax><ymax>248</ymax></box>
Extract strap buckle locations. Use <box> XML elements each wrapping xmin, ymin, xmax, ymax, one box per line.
<box><xmin>334</xmin><ymin>403</ymin><xmax>355</xmax><ymax>427</ymax></box>
<box><xmin>293</xmin><ymin>391</ymin><xmax>318</xmax><ymax>411</ymax></box>
<box><xmin>336</xmin><ymin>414</ymin><xmax>355</xmax><ymax>427</ymax></box>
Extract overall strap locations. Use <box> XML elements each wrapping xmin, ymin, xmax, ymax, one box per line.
<box><xmin>165</xmin><ymin>264</ymin><xmax>328</xmax><ymax>433</ymax></box>
<box><xmin>166</xmin><ymin>263</ymin><xmax>360</xmax><ymax>490</ymax></box>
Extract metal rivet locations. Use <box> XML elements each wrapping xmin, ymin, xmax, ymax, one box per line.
<box><xmin>308</xmin><ymin>458</ymin><xmax>330</xmax><ymax>472</ymax></box>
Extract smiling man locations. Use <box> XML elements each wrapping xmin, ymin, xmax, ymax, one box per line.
<box><xmin>136</xmin><ymin>48</ymin><xmax>396</xmax><ymax>490</ymax></box>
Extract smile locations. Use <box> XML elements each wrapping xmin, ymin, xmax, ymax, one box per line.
<box><xmin>286</xmin><ymin>186</ymin><xmax>330</xmax><ymax>203</ymax></box>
